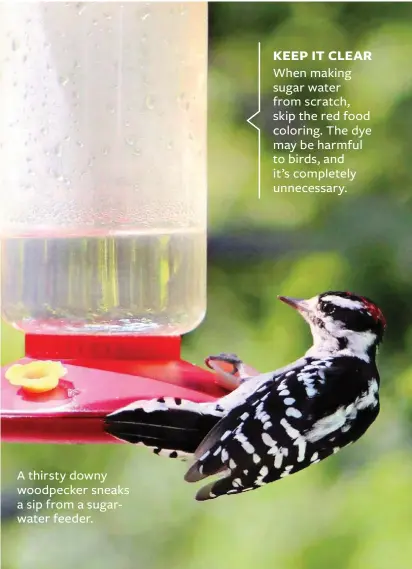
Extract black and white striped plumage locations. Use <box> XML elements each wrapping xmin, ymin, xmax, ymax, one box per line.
<box><xmin>105</xmin><ymin>291</ymin><xmax>386</xmax><ymax>501</ymax></box>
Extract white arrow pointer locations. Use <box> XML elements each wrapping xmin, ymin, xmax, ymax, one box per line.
<box><xmin>246</xmin><ymin>42</ymin><xmax>261</xmax><ymax>199</ymax></box>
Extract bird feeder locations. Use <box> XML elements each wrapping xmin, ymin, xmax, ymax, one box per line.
<box><xmin>0</xmin><ymin>2</ymin><xmax>226</xmax><ymax>443</ymax></box>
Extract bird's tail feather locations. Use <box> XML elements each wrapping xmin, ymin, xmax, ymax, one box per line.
<box><xmin>104</xmin><ymin>397</ymin><xmax>223</xmax><ymax>457</ymax></box>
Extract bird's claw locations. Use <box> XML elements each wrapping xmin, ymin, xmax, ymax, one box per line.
<box><xmin>205</xmin><ymin>352</ymin><xmax>260</xmax><ymax>392</ymax></box>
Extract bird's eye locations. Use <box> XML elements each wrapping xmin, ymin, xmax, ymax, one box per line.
<box><xmin>322</xmin><ymin>303</ymin><xmax>335</xmax><ymax>314</ymax></box>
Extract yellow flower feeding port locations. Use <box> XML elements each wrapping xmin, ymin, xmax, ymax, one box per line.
<box><xmin>5</xmin><ymin>361</ymin><xmax>67</xmax><ymax>394</ymax></box>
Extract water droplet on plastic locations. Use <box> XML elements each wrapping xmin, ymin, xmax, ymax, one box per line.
<box><xmin>11</xmin><ymin>38</ymin><xmax>19</xmax><ymax>51</ymax></box>
<box><xmin>59</xmin><ymin>76</ymin><xmax>69</xmax><ymax>87</ymax></box>
<box><xmin>76</xmin><ymin>140</ymin><xmax>84</xmax><ymax>148</ymax></box>
<box><xmin>141</xmin><ymin>13</ymin><xmax>150</xmax><ymax>21</ymax></box>
<box><xmin>132</xmin><ymin>149</ymin><xmax>142</xmax><ymax>157</ymax></box>
<box><xmin>125</xmin><ymin>137</ymin><xmax>134</xmax><ymax>146</ymax></box>
<box><xmin>167</xmin><ymin>141</ymin><xmax>173</xmax><ymax>150</ymax></box>
<box><xmin>76</xmin><ymin>3</ymin><xmax>86</xmax><ymax>15</ymax></box>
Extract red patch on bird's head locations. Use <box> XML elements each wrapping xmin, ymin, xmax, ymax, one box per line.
<box><xmin>360</xmin><ymin>298</ymin><xmax>386</xmax><ymax>328</ymax></box>
<box><xmin>346</xmin><ymin>291</ymin><xmax>386</xmax><ymax>328</ymax></box>
<box><xmin>344</xmin><ymin>291</ymin><xmax>386</xmax><ymax>328</ymax></box>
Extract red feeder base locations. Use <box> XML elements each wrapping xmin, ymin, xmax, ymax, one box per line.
<box><xmin>1</xmin><ymin>335</ymin><xmax>225</xmax><ymax>444</ymax></box>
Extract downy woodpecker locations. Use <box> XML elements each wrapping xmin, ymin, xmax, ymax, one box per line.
<box><xmin>105</xmin><ymin>291</ymin><xmax>386</xmax><ymax>500</ymax></box>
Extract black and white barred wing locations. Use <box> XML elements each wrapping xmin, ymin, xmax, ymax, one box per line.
<box><xmin>185</xmin><ymin>360</ymin><xmax>379</xmax><ymax>501</ymax></box>
<box><xmin>185</xmin><ymin>378</ymin><xmax>311</xmax><ymax>500</ymax></box>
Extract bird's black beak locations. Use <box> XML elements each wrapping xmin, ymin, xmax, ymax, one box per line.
<box><xmin>278</xmin><ymin>296</ymin><xmax>311</xmax><ymax>314</ymax></box>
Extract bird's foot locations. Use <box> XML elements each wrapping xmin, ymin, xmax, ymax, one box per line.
<box><xmin>205</xmin><ymin>352</ymin><xmax>260</xmax><ymax>392</ymax></box>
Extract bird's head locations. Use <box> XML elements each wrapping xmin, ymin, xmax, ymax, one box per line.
<box><xmin>279</xmin><ymin>291</ymin><xmax>386</xmax><ymax>359</ymax></box>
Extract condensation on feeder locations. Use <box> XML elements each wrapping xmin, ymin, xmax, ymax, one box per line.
<box><xmin>0</xmin><ymin>2</ymin><xmax>207</xmax><ymax>335</ymax></box>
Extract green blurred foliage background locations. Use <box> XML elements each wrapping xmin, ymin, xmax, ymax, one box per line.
<box><xmin>2</xmin><ymin>2</ymin><xmax>412</xmax><ymax>569</ymax></box>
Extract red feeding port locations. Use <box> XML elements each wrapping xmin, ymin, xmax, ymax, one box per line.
<box><xmin>1</xmin><ymin>334</ymin><xmax>225</xmax><ymax>444</ymax></box>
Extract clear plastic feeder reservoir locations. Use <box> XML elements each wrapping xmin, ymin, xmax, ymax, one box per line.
<box><xmin>0</xmin><ymin>2</ymin><xmax>207</xmax><ymax>336</ymax></box>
